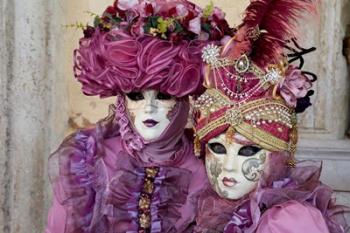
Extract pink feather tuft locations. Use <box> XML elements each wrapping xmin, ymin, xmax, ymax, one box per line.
<box><xmin>232</xmin><ymin>0</ymin><xmax>318</xmax><ymax>68</ymax></box>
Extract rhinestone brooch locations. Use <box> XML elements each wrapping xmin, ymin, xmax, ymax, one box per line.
<box><xmin>202</xmin><ymin>44</ymin><xmax>221</xmax><ymax>66</ymax></box>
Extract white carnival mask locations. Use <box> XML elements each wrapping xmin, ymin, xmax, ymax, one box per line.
<box><xmin>205</xmin><ymin>132</ymin><xmax>271</xmax><ymax>200</ymax></box>
<box><xmin>125</xmin><ymin>90</ymin><xmax>177</xmax><ymax>141</ymax></box>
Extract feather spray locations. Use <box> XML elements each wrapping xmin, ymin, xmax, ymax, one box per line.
<box><xmin>226</xmin><ymin>0</ymin><xmax>318</xmax><ymax>68</ymax></box>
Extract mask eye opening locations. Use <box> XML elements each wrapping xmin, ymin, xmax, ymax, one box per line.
<box><xmin>156</xmin><ymin>92</ymin><xmax>173</xmax><ymax>100</ymax></box>
<box><xmin>126</xmin><ymin>92</ymin><xmax>144</xmax><ymax>101</ymax></box>
<box><xmin>238</xmin><ymin>145</ymin><xmax>262</xmax><ymax>157</ymax></box>
<box><xmin>208</xmin><ymin>142</ymin><xmax>227</xmax><ymax>155</ymax></box>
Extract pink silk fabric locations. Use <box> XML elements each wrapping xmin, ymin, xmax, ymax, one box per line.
<box><xmin>45</xmin><ymin>197</ymin><xmax>66</xmax><ymax>233</ymax></box>
<box><xmin>257</xmin><ymin>200</ymin><xmax>330</xmax><ymax>233</ymax></box>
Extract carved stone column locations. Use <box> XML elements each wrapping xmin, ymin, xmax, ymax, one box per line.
<box><xmin>344</xmin><ymin>25</ymin><xmax>350</xmax><ymax>138</ymax></box>
<box><xmin>0</xmin><ymin>0</ymin><xmax>13</xmax><ymax>230</ymax></box>
<box><xmin>0</xmin><ymin>0</ymin><xmax>69</xmax><ymax>232</ymax></box>
<box><xmin>295</xmin><ymin>1</ymin><xmax>350</xmax><ymax>195</ymax></box>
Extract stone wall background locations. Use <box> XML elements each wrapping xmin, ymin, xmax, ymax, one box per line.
<box><xmin>0</xmin><ymin>0</ymin><xmax>349</xmax><ymax>232</ymax></box>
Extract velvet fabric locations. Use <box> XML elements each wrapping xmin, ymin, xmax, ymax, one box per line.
<box><xmin>195</xmin><ymin>153</ymin><xmax>350</xmax><ymax>233</ymax></box>
<box><xmin>45</xmin><ymin>104</ymin><xmax>208</xmax><ymax>233</ymax></box>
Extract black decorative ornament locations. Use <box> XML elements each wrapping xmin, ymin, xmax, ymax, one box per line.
<box><xmin>296</xmin><ymin>90</ymin><xmax>314</xmax><ymax>114</ymax></box>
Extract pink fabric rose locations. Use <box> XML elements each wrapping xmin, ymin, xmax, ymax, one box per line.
<box><xmin>136</xmin><ymin>1</ymin><xmax>155</xmax><ymax>17</ymax></box>
<box><xmin>198</xmin><ymin>32</ymin><xmax>210</xmax><ymax>41</ymax></box>
<box><xmin>176</xmin><ymin>4</ymin><xmax>189</xmax><ymax>17</ymax></box>
<box><xmin>130</xmin><ymin>18</ymin><xmax>145</xmax><ymax>37</ymax></box>
<box><xmin>189</xmin><ymin>16</ymin><xmax>201</xmax><ymax>35</ymax></box>
<box><xmin>213</xmin><ymin>7</ymin><xmax>225</xmax><ymax>20</ymax></box>
<box><xmin>279</xmin><ymin>65</ymin><xmax>312</xmax><ymax>108</ymax></box>
<box><xmin>117</xmin><ymin>0</ymin><xmax>139</xmax><ymax>11</ymax></box>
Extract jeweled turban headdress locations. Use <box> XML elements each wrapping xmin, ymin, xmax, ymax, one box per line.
<box><xmin>73</xmin><ymin>0</ymin><xmax>234</xmax><ymax>98</ymax></box>
<box><xmin>194</xmin><ymin>0</ymin><xmax>318</xmax><ymax>166</ymax></box>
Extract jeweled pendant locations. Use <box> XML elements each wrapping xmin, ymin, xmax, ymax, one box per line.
<box><xmin>234</xmin><ymin>54</ymin><xmax>250</xmax><ymax>74</ymax></box>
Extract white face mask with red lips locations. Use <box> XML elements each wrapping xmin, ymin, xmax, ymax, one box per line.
<box><xmin>205</xmin><ymin>133</ymin><xmax>271</xmax><ymax>200</ymax></box>
<box><xmin>125</xmin><ymin>90</ymin><xmax>177</xmax><ymax>141</ymax></box>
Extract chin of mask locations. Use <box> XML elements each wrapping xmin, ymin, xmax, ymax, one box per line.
<box><xmin>205</xmin><ymin>132</ymin><xmax>270</xmax><ymax>200</ymax></box>
<box><xmin>125</xmin><ymin>90</ymin><xmax>177</xmax><ymax>141</ymax></box>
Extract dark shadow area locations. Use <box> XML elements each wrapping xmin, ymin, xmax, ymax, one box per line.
<box><xmin>342</xmin><ymin>0</ymin><xmax>350</xmax><ymax>139</ymax></box>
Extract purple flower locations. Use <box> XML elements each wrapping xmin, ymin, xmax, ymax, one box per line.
<box><xmin>189</xmin><ymin>16</ymin><xmax>201</xmax><ymax>35</ymax></box>
<box><xmin>279</xmin><ymin>66</ymin><xmax>312</xmax><ymax>108</ymax></box>
<box><xmin>117</xmin><ymin>0</ymin><xmax>139</xmax><ymax>11</ymax></box>
<box><xmin>213</xmin><ymin>7</ymin><xmax>225</xmax><ymax>20</ymax></box>
<box><xmin>176</xmin><ymin>4</ymin><xmax>189</xmax><ymax>17</ymax></box>
<box><xmin>135</xmin><ymin>1</ymin><xmax>155</xmax><ymax>17</ymax></box>
<box><xmin>198</xmin><ymin>32</ymin><xmax>210</xmax><ymax>41</ymax></box>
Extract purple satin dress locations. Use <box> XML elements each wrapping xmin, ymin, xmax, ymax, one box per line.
<box><xmin>45</xmin><ymin>98</ymin><xmax>208</xmax><ymax>233</ymax></box>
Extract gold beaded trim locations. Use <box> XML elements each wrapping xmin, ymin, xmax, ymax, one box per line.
<box><xmin>195</xmin><ymin>89</ymin><xmax>294</xmax><ymax>128</ymax></box>
<box><xmin>195</xmin><ymin>89</ymin><xmax>294</xmax><ymax>152</ymax></box>
<box><xmin>236</xmin><ymin>122</ymin><xmax>290</xmax><ymax>151</ymax></box>
<box><xmin>138</xmin><ymin>167</ymin><xmax>159</xmax><ymax>232</ymax></box>
<box><xmin>197</xmin><ymin>115</ymin><xmax>290</xmax><ymax>152</ymax></box>
<box><xmin>208</xmin><ymin>57</ymin><xmax>265</xmax><ymax>77</ymax></box>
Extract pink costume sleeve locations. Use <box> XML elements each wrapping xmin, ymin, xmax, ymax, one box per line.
<box><xmin>45</xmin><ymin>196</ymin><xmax>67</xmax><ymax>233</ymax></box>
<box><xmin>256</xmin><ymin>200</ymin><xmax>330</xmax><ymax>233</ymax></box>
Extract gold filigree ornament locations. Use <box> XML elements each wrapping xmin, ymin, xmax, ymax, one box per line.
<box><xmin>225</xmin><ymin>126</ymin><xmax>236</xmax><ymax>144</ymax></box>
<box><xmin>139</xmin><ymin>213</ymin><xmax>151</xmax><ymax>229</ymax></box>
<box><xmin>143</xmin><ymin>179</ymin><xmax>155</xmax><ymax>194</ymax></box>
<box><xmin>225</xmin><ymin>108</ymin><xmax>243</xmax><ymax>126</ymax></box>
<box><xmin>139</xmin><ymin>195</ymin><xmax>151</xmax><ymax>210</ymax></box>
<box><xmin>247</xmin><ymin>25</ymin><xmax>268</xmax><ymax>41</ymax></box>
<box><xmin>287</xmin><ymin>113</ymin><xmax>298</xmax><ymax>168</ymax></box>
<box><xmin>194</xmin><ymin>130</ymin><xmax>201</xmax><ymax>157</ymax></box>
<box><xmin>195</xmin><ymin>88</ymin><xmax>295</xmax><ymax>153</ymax></box>
<box><xmin>145</xmin><ymin>167</ymin><xmax>158</xmax><ymax>179</ymax></box>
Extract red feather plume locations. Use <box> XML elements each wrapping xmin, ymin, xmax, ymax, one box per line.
<box><xmin>232</xmin><ymin>0</ymin><xmax>318</xmax><ymax>68</ymax></box>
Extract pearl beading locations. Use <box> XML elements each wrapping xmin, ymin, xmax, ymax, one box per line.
<box><xmin>194</xmin><ymin>89</ymin><xmax>294</xmax><ymax>129</ymax></box>
<box><xmin>202</xmin><ymin>45</ymin><xmax>285</xmax><ymax>104</ymax></box>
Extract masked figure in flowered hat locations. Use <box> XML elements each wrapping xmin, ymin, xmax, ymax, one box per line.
<box><xmin>193</xmin><ymin>0</ymin><xmax>350</xmax><ymax>232</ymax></box>
<box><xmin>45</xmin><ymin>1</ymin><xmax>234</xmax><ymax>232</ymax></box>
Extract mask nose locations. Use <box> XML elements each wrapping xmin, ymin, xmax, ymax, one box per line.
<box><xmin>144</xmin><ymin>97</ymin><xmax>157</xmax><ymax>114</ymax></box>
<box><xmin>223</xmin><ymin>152</ymin><xmax>239</xmax><ymax>172</ymax></box>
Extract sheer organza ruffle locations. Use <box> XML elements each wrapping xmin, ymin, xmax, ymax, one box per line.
<box><xmin>103</xmin><ymin>151</ymin><xmax>191</xmax><ymax>232</ymax></box>
<box><xmin>195</xmin><ymin>153</ymin><xmax>350</xmax><ymax>233</ymax></box>
<box><xmin>48</xmin><ymin>106</ymin><xmax>119</xmax><ymax>233</ymax></box>
<box><xmin>48</xmin><ymin>105</ymin><xmax>207</xmax><ymax>233</ymax></box>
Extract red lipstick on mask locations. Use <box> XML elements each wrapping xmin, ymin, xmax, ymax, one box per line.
<box><xmin>222</xmin><ymin>177</ymin><xmax>238</xmax><ymax>187</ymax></box>
<box><xmin>143</xmin><ymin>119</ymin><xmax>159</xmax><ymax>128</ymax></box>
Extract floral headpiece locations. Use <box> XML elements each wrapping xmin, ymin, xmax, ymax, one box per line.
<box><xmin>84</xmin><ymin>0</ymin><xmax>234</xmax><ymax>42</ymax></box>
<box><xmin>73</xmin><ymin>0</ymin><xmax>234</xmax><ymax>98</ymax></box>
<box><xmin>194</xmin><ymin>0</ymin><xmax>318</xmax><ymax>166</ymax></box>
